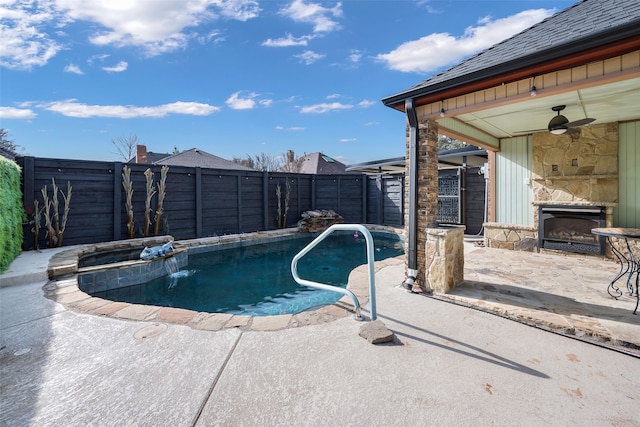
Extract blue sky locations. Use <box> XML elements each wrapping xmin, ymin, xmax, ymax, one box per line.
<box><xmin>1</xmin><ymin>0</ymin><xmax>572</xmax><ymax>166</ymax></box>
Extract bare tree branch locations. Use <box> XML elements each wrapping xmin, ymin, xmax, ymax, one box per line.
<box><xmin>111</xmin><ymin>133</ymin><xmax>139</xmax><ymax>162</ymax></box>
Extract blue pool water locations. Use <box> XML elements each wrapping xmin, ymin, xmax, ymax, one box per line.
<box><xmin>92</xmin><ymin>232</ymin><xmax>404</xmax><ymax>316</ymax></box>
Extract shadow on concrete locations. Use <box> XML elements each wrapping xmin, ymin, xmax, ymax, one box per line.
<box><xmin>377</xmin><ymin>314</ymin><xmax>550</xmax><ymax>379</ymax></box>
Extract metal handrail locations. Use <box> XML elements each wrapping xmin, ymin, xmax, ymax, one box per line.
<box><xmin>291</xmin><ymin>224</ymin><xmax>377</xmax><ymax>321</ymax></box>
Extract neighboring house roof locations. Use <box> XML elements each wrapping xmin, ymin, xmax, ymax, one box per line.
<box><xmin>346</xmin><ymin>146</ymin><xmax>488</xmax><ymax>174</ymax></box>
<box><xmin>298</xmin><ymin>152</ymin><xmax>349</xmax><ymax>174</ymax></box>
<box><xmin>154</xmin><ymin>148</ymin><xmax>254</xmax><ymax>171</ymax></box>
<box><xmin>146</xmin><ymin>152</ymin><xmax>172</xmax><ymax>164</ymax></box>
<box><xmin>127</xmin><ymin>151</ymin><xmax>171</xmax><ymax>164</ymax></box>
<box><xmin>383</xmin><ymin>0</ymin><xmax>640</xmax><ymax>108</ymax></box>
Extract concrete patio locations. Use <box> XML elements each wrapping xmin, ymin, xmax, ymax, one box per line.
<box><xmin>1</xmin><ymin>243</ymin><xmax>639</xmax><ymax>426</ymax></box>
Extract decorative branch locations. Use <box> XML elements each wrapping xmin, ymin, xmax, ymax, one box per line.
<box><xmin>40</xmin><ymin>185</ymin><xmax>55</xmax><ymax>247</ymax></box>
<box><xmin>276</xmin><ymin>183</ymin><xmax>283</xmax><ymax>228</ymax></box>
<box><xmin>154</xmin><ymin>165</ymin><xmax>168</xmax><ymax>236</ymax></box>
<box><xmin>143</xmin><ymin>168</ymin><xmax>156</xmax><ymax>237</ymax></box>
<box><xmin>122</xmin><ymin>166</ymin><xmax>135</xmax><ymax>238</ymax></box>
<box><xmin>51</xmin><ymin>178</ymin><xmax>60</xmax><ymax>243</ymax></box>
<box><xmin>58</xmin><ymin>181</ymin><xmax>72</xmax><ymax>247</ymax></box>
<box><xmin>283</xmin><ymin>179</ymin><xmax>291</xmax><ymax>228</ymax></box>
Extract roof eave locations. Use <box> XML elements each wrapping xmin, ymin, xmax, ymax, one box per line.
<box><xmin>382</xmin><ymin>20</ymin><xmax>640</xmax><ymax>111</ymax></box>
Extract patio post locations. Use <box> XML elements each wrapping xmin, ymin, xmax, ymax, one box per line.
<box><xmin>403</xmin><ymin>104</ymin><xmax>439</xmax><ymax>290</ymax></box>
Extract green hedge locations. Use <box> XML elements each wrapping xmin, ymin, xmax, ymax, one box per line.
<box><xmin>0</xmin><ymin>156</ymin><xmax>23</xmax><ymax>273</ymax></box>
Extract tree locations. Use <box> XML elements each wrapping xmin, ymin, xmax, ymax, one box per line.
<box><xmin>232</xmin><ymin>152</ymin><xmax>283</xmax><ymax>171</ymax></box>
<box><xmin>111</xmin><ymin>133</ymin><xmax>139</xmax><ymax>162</ymax></box>
<box><xmin>0</xmin><ymin>128</ymin><xmax>19</xmax><ymax>155</ymax></box>
<box><xmin>279</xmin><ymin>150</ymin><xmax>304</xmax><ymax>173</ymax></box>
<box><xmin>438</xmin><ymin>135</ymin><xmax>468</xmax><ymax>151</ymax></box>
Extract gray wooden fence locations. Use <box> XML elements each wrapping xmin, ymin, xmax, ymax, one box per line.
<box><xmin>17</xmin><ymin>157</ymin><xmax>405</xmax><ymax>249</ymax></box>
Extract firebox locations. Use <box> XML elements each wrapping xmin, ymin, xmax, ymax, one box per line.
<box><xmin>538</xmin><ymin>205</ymin><xmax>606</xmax><ymax>255</ymax></box>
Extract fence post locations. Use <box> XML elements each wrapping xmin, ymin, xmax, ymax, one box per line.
<box><xmin>361</xmin><ymin>175</ymin><xmax>367</xmax><ymax>223</ymax></box>
<box><xmin>311</xmin><ymin>176</ymin><xmax>316</xmax><ymax>211</ymax></box>
<box><xmin>376</xmin><ymin>174</ymin><xmax>384</xmax><ymax>224</ymax></box>
<box><xmin>237</xmin><ymin>175</ymin><xmax>242</xmax><ymax>232</ymax></box>
<box><xmin>195</xmin><ymin>167</ymin><xmax>202</xmax><ymax>238</ymax></box>
<box><xmin>263</xmin><ymin>172</ymin><xmax>269</xmax><ymax>230</ymax></box>
<box><xmin>113</xmin><ymin>162</ymin><xmax>122</xmax><ymax>241</ymax></box>
<box><xmin>337</xmin><ymin>176</ymin><xmax>341</xmax><ymax>214</ymax></box>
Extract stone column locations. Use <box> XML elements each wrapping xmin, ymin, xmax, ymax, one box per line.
<box><xmin>405</xmin><ymin>118</ymin><xmax>465</xmax><ymax>292</ymax></box>
<box><xmin>405</xmin><ymin>119</ymin><xmax>439</xmax><ymax>289</ymax></box>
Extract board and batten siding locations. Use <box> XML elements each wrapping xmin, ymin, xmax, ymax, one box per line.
<box><xmin>615</xmin><ymin>121</ymin><xmax>640</xmax><ymax>227</ymax></box>
<box><xmin>495</xmin><ymin>136</ymin><xmax>533</xmax><ymax>226</ymax></box>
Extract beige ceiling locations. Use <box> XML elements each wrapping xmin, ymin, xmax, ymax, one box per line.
<box><xmin>442</xmin><ymin>76</ymin><xmax>640</xmax><ymax>140</ymax></box>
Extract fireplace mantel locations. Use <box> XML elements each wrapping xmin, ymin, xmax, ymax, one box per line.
<box><xmin>532</xmin><ymin>175</ymin><xmax>617</xmax><ymax>181</ymax></box>
<box><xmin>532</xmin><ymin>201</ymin><xmax>618</xmax><ymax>207</ymax></box>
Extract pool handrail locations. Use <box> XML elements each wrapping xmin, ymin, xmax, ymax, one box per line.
<box><xmin>290</xmin><ymin>224</ymin><xmax>377</xmax><ymax>321</ymax></box>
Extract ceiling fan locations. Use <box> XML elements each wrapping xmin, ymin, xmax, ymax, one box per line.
<box><xmin>516</xmin><ymin>105</ymin><xmax>596</xmax><ymax>135</ymax></box>
<box><xmin>547</xmin><ymin>105</ymin><xmax>595</xmax><ymax>134</ymax></box>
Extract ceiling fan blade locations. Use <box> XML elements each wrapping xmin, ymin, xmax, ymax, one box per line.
<box><xmin>565</xmin><ymin>117</ymin><xmax>595</xmax><ymax>127</ymax></box>
<box><xmin>512</xmin><ymin>128</ymin><xmax>547</xmax><ymax>134</ymax></box>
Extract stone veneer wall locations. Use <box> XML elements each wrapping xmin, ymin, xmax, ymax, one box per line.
<box><xmin>486</xmin><ymin>122</ymin><xmax>619</xmax><ymax>253</ymax></box>
<box><xmin>531</xmin><ymin>122</ymin><xmax>618</xmax><ymax>206</ymax></box>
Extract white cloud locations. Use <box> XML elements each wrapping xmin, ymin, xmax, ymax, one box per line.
<box><xmin>349</xmin><ymin>50</ymin><xmax>362</xmax><ymax>64</ymax></box>
<box><xmin>339</xmin><ymin>138</ymin><xmax>356</xmax><ymax>143</ymax></box>
<box><xmin>102</xmin><ymin>61</ymin><xmax>128</xmax><ymax>72</ymax></box>
<box><xmin>0</xmin><ymin>106</ymin><xmax>37</xmax><ymax>119</ymax></box>
<box><xmin>376</xmin><ymin>9</ymin><xmax>554</xmax><ymax>73</ymax></box>
<box><xmin>0</xmin><ymin>0</ymin><xmax>261</xmax><ymax>69</ymax></box>
<box><xmin>0</xmin><ymin>1</ymin><xmax>64</xmax><ymax>70</ymax></box>
<box><xmin>280</xmin><ymin>0</ymin><xmax>342</xmax><ymax>33</ymax></box>
<box><xmin>261</xmin><ymin>33</ymin><xmax>311</xmax><ymax>47</ymax></box>
<box><xmin>226</xmin><ymin>91</ymin><xmax>272</xmax><ymax>110</ymax></box>
<box><xmin>64</xmin><ymin>63</ymin><xmax>84</xmax><ymax>74</ymax></box>
<box><xmin>216</xmin><ymin>0</ymin><xmax>261</xmax><ymax>21</ymax></box>
<box><xmin>358</xmin><ymin>100</ymin><xmax>375</xmax><ymax>108</ymax></box>
<box><xmin>300</xmin><ymin>102</ymin><xmax>352</xmax><ymax>114</ymax></box>
<box><xmin>363</xmin><ymin>121</ymin><xmax>379</xmax><ymax>126</ymax></box>
<box><xmin>295</xmin><ymin>50</ymin><xmax>324</xmax><ymax>65</ymax></box>
<box><xmin>40</xmin><ymin>99</ymin><xmax>220</xmax><ymax>118</ymax></box>
<box><xmin>275</xmin><ymin>126</ymin><xmax>305</xmax><ymax>131</ymax></box>
<box><xmin>87</xmin><ymin>53</ymin><xmax>110</xmax><ymax>64</ymax></box>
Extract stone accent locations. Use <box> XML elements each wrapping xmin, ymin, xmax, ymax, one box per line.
<box><xmin>484</xmin><ymin>223</ymin><xmax>538</xmax><ymax>251</ymax></box>
<box><xmin>404</xmin><ymin>119</ymin><xmax>439</xmax><ymax>289</ymax></box>
<box><xmin>532</xmin><ymin>123</ymin><xmax>618</xmax><ymax>205</ymax></box>
<box><xmin>424</xmin><ymin>226</ymin><xmax>464</xmax><ymax>293</ymax></box>
<box><xmin>358</xmin><ymin>319</ymin><xmax>395</xmax><ymax>344</ymax></box>
<box><xmin>297</xmin><ymin>210</ymin><xmax>344</xmax><ymax>232</ymax></box>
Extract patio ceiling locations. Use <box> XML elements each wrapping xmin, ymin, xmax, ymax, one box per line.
<box><xmin>444</xmin><ymin>76</ymin><xmax>640</xmax><ymax>141</ymax></box>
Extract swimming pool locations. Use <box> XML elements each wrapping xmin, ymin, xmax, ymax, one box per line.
<box><xmin>89</xmin><ymin>231</ymin><xmax>404</xmax><ymax>316</ymax></box>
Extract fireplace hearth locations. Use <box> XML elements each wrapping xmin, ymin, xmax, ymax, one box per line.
<box><xmin>538</xmin><ymin>205</ymin><xmax>606</xmax><ymax>255</ymax></box>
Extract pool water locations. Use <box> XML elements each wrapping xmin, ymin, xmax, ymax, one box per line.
<box><xmin>92</xmin><ymin>232</ymin><xmax>404</xmax><ymax>316</ymax></box>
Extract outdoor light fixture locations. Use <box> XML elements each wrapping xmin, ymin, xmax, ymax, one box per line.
<box><xmin>439</xmin><ymin>101</ymin><xmax>445</xmax><ymax>117</ymax></box>
<box><xmin>549</xmin><ymin>127</ymin><xmax>567</xmax><ymax>135</ymax></box>
<box><xmin>530</xmin><ymin>76</ymin><xmax>537</xmax><ymax>97</ymax></box>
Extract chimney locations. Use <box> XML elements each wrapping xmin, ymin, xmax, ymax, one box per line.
<box><xmin>136</xmin><ymin>144</ymin><xmax>148</xmax><ymax>164</ymax></box>
<box><xmin>286</xmin><ymin>150</ymin><xmax>294</xmax><ymax>164</ymax></box>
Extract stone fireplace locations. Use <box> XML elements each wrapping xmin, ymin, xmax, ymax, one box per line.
<box><xmin>485</xmin><ymin>122</ymin><xmax>618</xmax><ymax>254</ymax></box>
<box><xmin>537</xmin><ymin>205</ymin><xmax>606</xmax><ymax>254</ymax></box>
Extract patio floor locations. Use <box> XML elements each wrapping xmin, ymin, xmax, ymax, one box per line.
<box><xmin>1</xmin><ymin>241</ymin><xmax>639</xmax><ymax>425</ymax></box>
<box><xmin>440</xmin><ymin>242</ymin><xmax>640</xmax><ymax>354</ymax></box>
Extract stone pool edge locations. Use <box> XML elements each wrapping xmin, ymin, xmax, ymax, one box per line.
<box><xmin>43</xmin><ymin>226</ymin><xmax>405</xmax><ymax>332</ymax></box>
